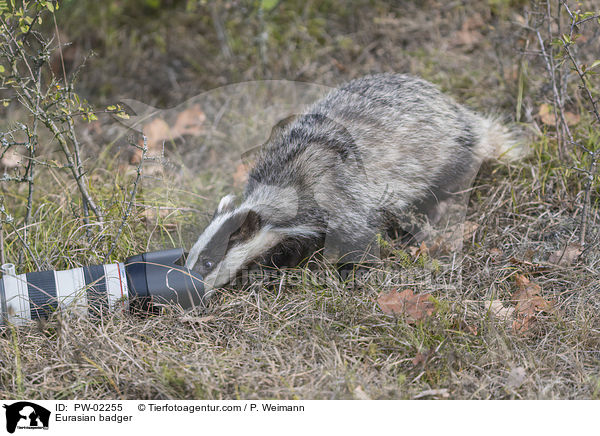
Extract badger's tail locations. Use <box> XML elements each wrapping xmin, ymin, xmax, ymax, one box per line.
<box><xmin>476</xmin><ymin>116</ymin><xmax>530</xmax><ymax>162</ymax></box>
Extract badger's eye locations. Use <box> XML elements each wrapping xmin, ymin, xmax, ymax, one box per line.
<box><xmin>203</xmin><ymin>259</ymin><xmax>214</xmax><ymax>270</ymax></box>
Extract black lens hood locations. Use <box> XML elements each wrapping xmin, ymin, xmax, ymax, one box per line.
<box><xmin>124</xmin><ymin>248</ymin><xmax>205</xmax><ymax>311</ymax></box>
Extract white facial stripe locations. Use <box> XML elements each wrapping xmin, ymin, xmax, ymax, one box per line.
<box><xmin>202</xmin><ymin>227</ymin><xmax>282</xmax><ymax>290</ymax></box>
<box><xmin>217</xmin><ymin>194</ymin><xmax>236</xmax><ymax>213</ymax></box>
<box><xmin>186</xmin><ymin>211</ymin><xmax>235</xmax><ymax>269</ymax></box>
<box><xmin>271</xmin><ymin>225</ymin><xmax>320</xmax><ymax>239</ymax></box>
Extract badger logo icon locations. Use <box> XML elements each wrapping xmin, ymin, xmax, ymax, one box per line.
<box><xmin>2</xmin><ymin>402</ymin><xmax>50</xmax><ymax>433</ymax></box>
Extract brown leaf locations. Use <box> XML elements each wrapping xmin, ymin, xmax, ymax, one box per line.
<box><xmin>233</xmin><ymin>162</ymin><xmax>250</xmax><ymax>188</ymax></box>
<box><xmin>512</xmin><ymin>315</ymin><xmax>536</xmax><ymax>334</ymax></box>
<box><xmin>464</xmin><ymin>13</ymin><xmax>485</xmax><ymax>30</ymax></box>
<box><xmin>487</xmin><ymin>300</ymin><xmax>515</xmax><ymax>321</ymax></box>
<box><xmin>140</xmin><ymin>207</ymin><xmax>176</xmax><ymax>230</ymax></box>
<box><xmin>451</xmin><ymin>14</ymin><xmax>485</xmax><ymax>48</ymax></box>
<box><xmin>408</xmin><ymin>241</ymin><xmax>429</xmax><ymax>258</ymax></box>
<box><xmin>411</xmin><ymin>350</ymin><xmax>432</xmax><ymax>366</ymax></box>
<box><xmin>377</xmin><ymin>289</ymin><xmax>436</xmax><ymax>323</ymax></box>
<box><xmin>511</xmin><ymin>274</ymin><xmax>554</xmax><ymax>334</ymax></box>
<box><xmin>130</xmin><ymin>105</ymin><xmax>206</xmax><ymax>165</ymax></box>
<box><xmin>538</xmin><ymin>103</ymin><xmax>580</xmax><ymax>126</ymax></box>
<box><xmin>463</xmin><ymin>220</ymin><xmax>479</xmax><ymax>241</ymax></box>
<box><xmin>172</xmin><ymin>104</ymin><xmax>206</xmax><ymax>137</ymax></box>
<box><xmin>331</xmin><ymin>58</ymin><xmax>347</xmax><ymax>72</ymax></box>
<box><xmin>488</xmin><ymin>247</ymin><xmax>503</xmax><ymax>259</ymax></box>
<box><xmin>458</xmin><ymin>320</ymin><xmax>478</xmax><ymax>336</ymax></box>
<box><xmin>142</xmin><ymin>117</ymin><xmax>171</xmax><ymax>146</ymax></box>
<box><xmin>548</xmin><ymin>243</ymin><xmax>583</xmax><ymax>266</ymax></box>
<box><xmin>452</xmin><ymin>29</ymin><xmax>483</xmax><ymax>47</ymax></box>
<box><xmin>1</xmin><ymin>149</ymin><xmax>22</xmax><ymax>168</ymax></box>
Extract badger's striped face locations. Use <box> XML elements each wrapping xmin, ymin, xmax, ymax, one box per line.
<box><xmin>186</xmin><ymin>195</ymin><xmax>282</xmax><ymax>292</ymax></box>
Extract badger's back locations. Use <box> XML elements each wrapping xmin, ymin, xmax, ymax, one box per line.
<box><xmin>187</xmin><ymin>74</ymin><xmax>522</xmax><ymax>289</ymax></box>
<box><xmin>245</xmin><ymin>74</ymin><xmax>518</xmax><ymax>246</ymax></box>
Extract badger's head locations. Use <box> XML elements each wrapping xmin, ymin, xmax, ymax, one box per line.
<box><xmin>185</xmin><ymin>194</ymin><xmax>283</xmax><ymax>293</ymax></box>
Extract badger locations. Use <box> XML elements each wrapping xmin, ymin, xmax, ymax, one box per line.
<box><xmin>186</xmin><ymin>73</ymin><xmax>522</xmax><ymax>293</ymax></box>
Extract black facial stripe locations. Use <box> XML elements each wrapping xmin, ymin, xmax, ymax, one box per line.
<box><xmin>26</xmin><ymin>270</ymin><xmax>57</xmax><ymax>320</ymax></box>
<box><xmin>199</xmin><ymin>212</ymin><xmax>249</xmax><ymax>265</ymax></box>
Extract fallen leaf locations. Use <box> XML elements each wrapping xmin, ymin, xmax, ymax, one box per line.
<box><xmin>511</xmin><ymin>274</ymin><xmax>554</xmax><ymax>334</ymax></box>
<box><xmin>513</xmin><ymin>13</ymin><xmax>526</xmax><ymax>26</ymax></box>
<box><xmin>487</xmin><ymin>299</ymin><xmax>515</xmax><ymax>321</ymax></box>
<box><xmin>233</xmin><ymin>162</ymin><xmax>250</xmax><ymax>188</ymax></box>
<box><xmin>488</xmin><ymin>247</ymin><xmax>503</xmax><ymax>258</ymax></box>
<box><xmin>407</xmin><ymin>241</ymin><xmax>429</xmax><ymax>258</ymax></box>
<box><xmin>377</xmin><ymin>289</ymin><xmax>436</xmax><ymax>323</ymax></box>
<box><xmin>565</xmin><ymin>112</ymin><xmax>580</xmax><ymax>126</ymax></box>
<box><xmin>513</xmin><ymin>274</ymin><xmax>551</xmax><ymax>311</ymax></box>
<box><xmin>130</xmin><ymin>105</ymin><xmax>206</xmax><ymax>165</ymax></box>
<box><xmin>451</xmin><ymin>14</ymin><xmax>485</xmax><ymax>48</ymax></box>
<box><xmin>453</xmin><ymin>29</ymin><xmax>482</xmax><ymax>47</ymax></box>
<box><xmin>143</xmin><ymin>117</ymin><xmax>171</xmax><ymax>150</ymax></box>
<box><xmin>172</xmin><ymin>104</ymin><xmax>206</xmax><ymax>137</ymax></box>
<box><xmin>548</xmin><ymin>243</ymin><xmax>583</xmax><ymax>266</ymax></box>
<box><xmin>331</xmin><ymin>58</ymin><xmax>347</xmax><ymax>72</ymax></box>
<box><xmin>140</xmin><ymin>207</ymin><xmax>177</xmax><ymax>230</ymax></box>
<box><xmin>463</xmin><ymin>13</ymin><xmax>485</xmax><ymax>30</ymax></box>
<box><xmin>457</xmin><ymin>320</ymin><xmax>478</xmax><ymax>335</ymax></box>
<box><xmin>538</xmin><ymin>103</ymin><xmax>580</xmax><ymax>126</ymax></box>
<box><xmin>512</xmin><ymin>315</ymin><xmax>536</xmax><ymax>334</ymax></box>
<box><xmin>411</xmin><ymin>351</ymin><xmax>428</xmax><ymax>366</ymax></box>
<box><xmin>462</xmin><ymin>220</ymin><xmax>479</xmax><ymax>241</ymax></box>
<box><xmin>1</xmin><ymin>149</ymin><xmax>22</xmax><ymax>168</ymax></box>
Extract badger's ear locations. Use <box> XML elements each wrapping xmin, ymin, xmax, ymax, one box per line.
<box><xmin>216</xmin><ymin>194</ymin><xmax>236</xmax><ymax>215</ymax></box>
<box><xmin>230</xmin><ymin>209</ymin><xmax>262</xmax><ymax>242</ymax></box>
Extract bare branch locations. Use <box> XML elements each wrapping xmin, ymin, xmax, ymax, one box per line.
<box><xmin>103</xmin><ymin>136</ymin><xmax>148</xmax><ymax>262</ymax></box>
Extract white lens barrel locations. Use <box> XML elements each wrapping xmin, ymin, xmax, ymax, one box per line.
<box><xmin>1</xmin><ymin>263</ymin><xmax>31</xmax><ymax>326</ymax></box>
<box><xmin>0</xmin><ymin>263</ymin><xmax>129</xmax><ymax>326</ymax></box>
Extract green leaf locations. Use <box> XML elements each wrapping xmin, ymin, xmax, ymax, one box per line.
<box><xmin>46</xmin><ymin>2</ymin><xmax>54</xmax><ymax>12</ymax></box>
<box><xmin>0</xmin><ymin>65</ymin><xmax>4</xmax><ymax>73</ymax></box>
<box><xmin>116</xmin><ymin>111</ymin><xmax>130</xmax><ymax>120</ymax></box>
<box><xmin>106</xmin><ymin>105</ymin><xmax>117</xmax><ymax>111</ymax></box>
<box><xmin>261</xmin><ymin>0</ymin><xmax>278</xmax><ymax>12</ymax></box>
<box><xmin>589</xmin><ymin>60</ymin><xmax>600</xmax><ymax>71</ymax></box>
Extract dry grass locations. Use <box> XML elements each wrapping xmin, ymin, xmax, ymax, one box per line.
<box><xmin>1</xmin><ymin>0</ymin><xmax>599</xmax><ymax>399</ymax></box>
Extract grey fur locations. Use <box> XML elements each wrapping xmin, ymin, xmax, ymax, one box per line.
<box><xmin>187</xmin><ymin>73</ymin><xmax>521</xmax><ymax>290</ymax></box>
